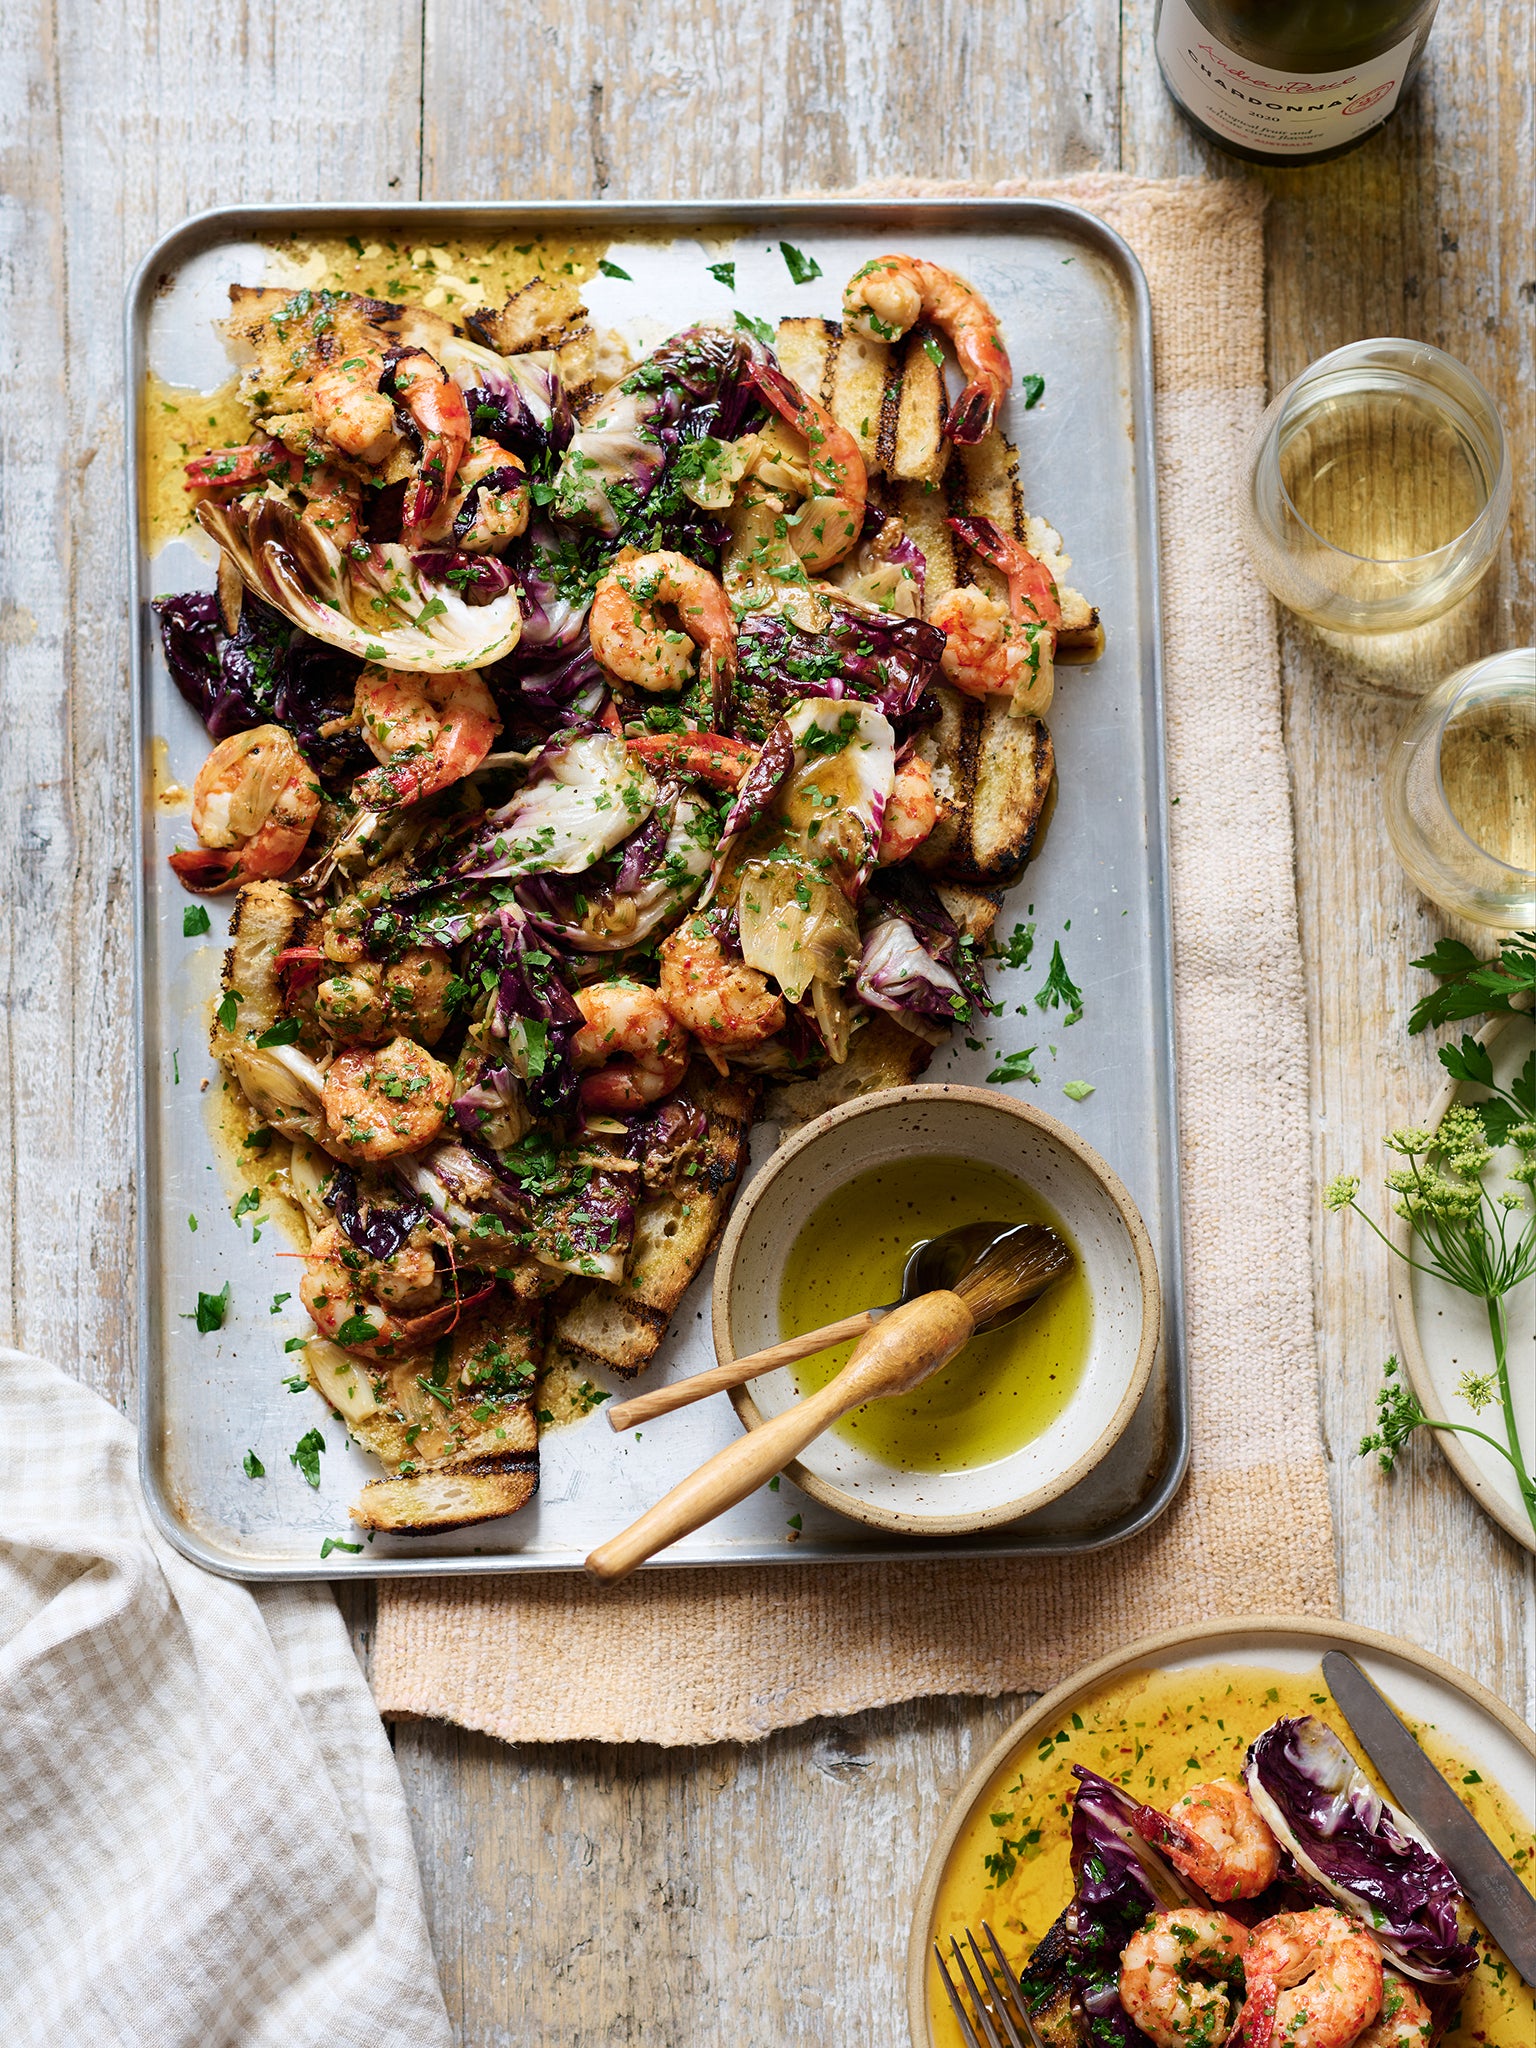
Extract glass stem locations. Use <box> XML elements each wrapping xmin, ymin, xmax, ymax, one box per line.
<box><xmin>1486</xmin><ymin>1292</ymin><xmax>1536</xmax><ymax>1541</ymax></box>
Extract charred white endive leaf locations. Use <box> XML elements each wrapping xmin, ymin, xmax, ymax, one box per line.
<box><xmin>782</xmin><ymin>697</ymin><xmax>894</xmax><ymax>894</ymax></box>
<box><xmin>197</xmin><ymin>491</ymin><xmax>523</xmax><ymax>674</ymax></box>
<box><xmin>452</xmin><ymin>733</ymin><xmax>660</xmax><ymax>880</ymax></box>
<box><xmin>551</xmin><ymin>388</ymin><xmax>663</xmax><ymax>534</ymax></box>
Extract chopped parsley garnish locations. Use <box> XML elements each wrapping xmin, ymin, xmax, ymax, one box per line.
<box><xmin>333</xmin><ymin>1312</ymin><xmax>379</xmax><ymax>1348</ymax></box>
<box><xmin>987</xmin><ymin>1048</ymin><xmax>1041</xmax><ymax>1087</ymax></box>
<box><xmin>998</xmin><ymin>921</ymin><xmax>1036</xmax><ymax>971</ymax></box>
<box><xmin>707</xmin><ymin>260</ymin><xmax>736</xmax><ymax>289</ymax></box>
<box><xmin>320</xmin><ymin>1536</ymin><xmax>363</xmax><ymax>1559</ymax></box>
<box><xmin>242</xmin><ymin>1449</ymin><xmax>265</xmax><ymax>1478</ymax></box>
<box><xmin>1021</xmin><ymin>373</ymin><xmax>1046</xmax><ymax>409</ymax></box>
<box><xmin>290</xmin><ymin>1428</ymin><xmax>325</xmax><ymax>1488</ymax></box>
<box><xmin>779</xmin><ymin>242</ymin><xmax>822</xmax><ymax>285</ymax></box>
<box><xmin>193</xmin><ymin>1283</ymin><xmax>231</xmax><ymax>1333</ymax></box>
<box><xmin>734</xmin><ymin>308</ymin><xmax>776</xmax><ymax>350</ymax></box>
<box><xmin>1063</xmin><ymin>1080</ymin><xmax>1095</xmax><ymax>1101</ymax></box>
<box><xmin>183</xmin><ymin>905</ymin><xmax>211</xmax><ymax>937</ymax></box>
<box><xmin>597</xmin><ymin>257</ymin><xmax>633</xmax><ymax>280</ymax></box>
<box><xmin>215</xmin><ymin>991</ymin><xmax>242</xmax><ymax>1032</ymax></box>
<box><xmin>1034</xmin><ymin>941</ymin><xmax>1084</xmax><ymax>1025</ymax></box>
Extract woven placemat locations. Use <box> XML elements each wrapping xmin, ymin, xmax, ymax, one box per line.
<box><xmin>370</xmin><ymin>175</ymin><xmax>1339</xmax><ymax>1746</ymax></box>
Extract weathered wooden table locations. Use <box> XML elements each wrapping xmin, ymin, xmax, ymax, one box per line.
<box><xmin>2</xmin><ymin>3</ymin><xmax>1531</xmax><ymax>2040</ymax></box>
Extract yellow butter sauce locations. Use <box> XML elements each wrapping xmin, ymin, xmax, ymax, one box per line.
<box><xmin>142</xmin><ymin>372</ymin><xmax>254</xmax><ymax>550</ymax></box>
<box><xmin>777</xmin><ymin>1156</ymin><xmax>1091</xmax><ymax>1471</ymax></box>
<box><xmin>141</xmin><ymin>229</ymin><xmax>607</xmax><ymax>552</ymax></box>
<box><xmin>927</xmin><ymin>1661</ymin><xmax>1535</xmax><ymax>2048</ymax></box>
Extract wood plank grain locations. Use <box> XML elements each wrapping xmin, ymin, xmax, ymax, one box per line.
<box><xmin>394</xmin><ymin>1693</ymin><xmax>1029</xmax><ymax>2048</ymax></box>
<box><xmin>423</xmin><ymin>0</ymin><xmax>1119</xmax><ymax>199</ymax></box>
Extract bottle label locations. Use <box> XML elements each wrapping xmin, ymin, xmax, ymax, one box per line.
<box><xmin>1157</xmin><ymin>0</ymin><xmax>1418</xmax><ymax>155</ymax></box>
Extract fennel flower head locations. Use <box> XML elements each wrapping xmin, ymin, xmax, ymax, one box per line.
<box><xmin>1323</xmin><ymin>1172</ymin><xmax>1361</xmax><ymax>1212</ymax></box>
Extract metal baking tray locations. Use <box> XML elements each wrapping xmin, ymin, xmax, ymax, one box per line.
<box><xmin>128</xmin><ymin>199</ymin><xmax>1184</xmax><ymax>1580</ymax></box>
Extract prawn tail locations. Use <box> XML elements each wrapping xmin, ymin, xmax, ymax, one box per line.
<box><xmin>168</xmin><ymin>845</ymin><xmax>241</xmax><ymax>893</ymax></box>
<box><xmin>1235</xmin><ymin>1977</ymin><xmax>1277</xmax><ymax>2048</ymax></box>
<box><xmin>945</xmin><ymin>382</ymin><xmax>998</xmax><ymax>446</ymax></box>
<box><xmin>394</xmin><ymin>1281</ymin><xmax>497</xmax><ymax>1350</ymax></box>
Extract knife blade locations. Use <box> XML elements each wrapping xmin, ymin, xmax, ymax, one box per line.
<box><xmin>1322</xmin><ymin>1650</ymin><xmax>1536</xmax><ymax>1986</ymax></box>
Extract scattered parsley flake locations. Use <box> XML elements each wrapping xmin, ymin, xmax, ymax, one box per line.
<box><xmin>1021</xmin><ymin>373</ymin><xmax>1045</xmax><ymax>409</ymax></box>
<box><xmin>707</xmin><ymin>260</ymin><xmax>736</xmax><ymax>289</ymax></box>
<box><xmin>255</xmin><ymin>1017</ymin><xmax>302</xmax><ymax>1048</ymax></box>
<box><xmin>320</xmin><ymin>1536</ymin><xmax>363</xmax><ymax>1559</ymax></box>
<box><xmin>290</xmin><ymin>1429</ymin><xmax>325</xmax><ymax>1488</ymax></box>
<box><xmin>598</xmin><ymin>257</ymin><xmax>633</xmax><ymax>280</ymax></box>
<box><xmin>988</xmin><ymin>1048</ymin><xmax>1041</xmax><ymax>1087</ymax></box>
<box><xmin>1063</xmin><ymin>1080</ymin><xmax>1095</xmax><ymax>1101</ymax></box>
<box><xmin>734</xmin><ymin>308</ymin><xmax>775</xmax><ymax>349</ymax></box>
<box><xmin>779</xmin><ymin>241</ymin><xmax>822</xmax><ymax>285</ymax></box>
<box><xmin>242</xmin><ymin>1449</ymin><xmax>265</xmax><ymax>1478</ymax></box>
<box><xmin>1035</xmin><ymin>941</ymin><xmax>1084</xmax><ymax>1025</ymax></box>
<box><xmin>194</xmin><ymin>1283</ymin><xmax>230</xmax><ymax>1334</ymax></box>
<box><xmin>183</xmin><ymin>905</ymin><xmax>211</xmax><ymax>937</ymax></box>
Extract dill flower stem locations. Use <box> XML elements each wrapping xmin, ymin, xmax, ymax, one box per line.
<box><xmin>1485</xmin><ymin>1293</ymin><xmax>1536</xmax><ymax>1540</ymax></box>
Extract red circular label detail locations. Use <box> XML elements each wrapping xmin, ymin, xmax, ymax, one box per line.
<box><xmin>1342</xmin><ymin>80</ymin><xmax>1395</xmax><ymax>116</ymax></box>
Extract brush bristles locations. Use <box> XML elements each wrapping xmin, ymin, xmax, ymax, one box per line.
<box><xmin>952</xmin><ymin>1224</ymin><xmax>1074</xmax><ymax>1321</ymax></box>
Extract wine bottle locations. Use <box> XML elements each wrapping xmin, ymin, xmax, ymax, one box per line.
<box><xmin>1154</xmin><ymin>0</ymin><xmax>1441</xmax><ymax>165</ymax></box>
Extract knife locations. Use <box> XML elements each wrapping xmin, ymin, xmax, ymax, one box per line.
<box><xmin>1322</xmin><ymin>1650</ymin><xmax>1536</xmax><ymax>1986</ymax></box>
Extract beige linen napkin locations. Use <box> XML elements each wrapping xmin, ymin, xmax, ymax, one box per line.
<box><xmin>0</xmin><ymin>1348</ymin><xmax>453</xmax><ymax>2048</ymax></box>
<box><xmin>372</xmin><ymin>176</ymin><xmax>1338</xmax><ymax>1746</ymax></box>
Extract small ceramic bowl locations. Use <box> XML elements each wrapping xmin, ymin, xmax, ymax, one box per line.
<box><xmin>711</xmin><ymin>1085</ymin><xmax>1161</xmax><ymax>1534</ymax></box>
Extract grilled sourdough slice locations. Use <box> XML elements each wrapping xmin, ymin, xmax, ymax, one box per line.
<box><xmin>305</xmin><ymin>1299</ymin><xmax>543</xmax><ymax>1533</ymax></box>
<box><xmin>547</xmin><ymin>1062</ymin><xmax>758</xmax><ymax>1379</ymax></box>
<box><xmin>777</xmin><ymin>315</ymin><xmax>1089</xmax><ymax>887</ymax></box>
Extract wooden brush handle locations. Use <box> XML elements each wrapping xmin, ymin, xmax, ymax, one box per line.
<box><xmin>585</xmin><ymin>1291</ymin><xmax>973</xmax><ymax>1584</ymax></box>
<box><xmin>606</xmin><ymin>1311</ymin><xmax>877</xmax><ymax>1430</ymax></box>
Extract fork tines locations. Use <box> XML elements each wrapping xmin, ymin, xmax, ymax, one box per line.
<box><xmin>933</xmin><ymin>1923</ymin><xmax>1045</xmax><ymax>2048</ymax></box>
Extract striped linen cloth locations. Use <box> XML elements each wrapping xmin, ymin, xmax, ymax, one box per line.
<box><xmin>0</xmin><ymin>1347</ymin><xmax>451</xmax><ymax>2048</ymax></box>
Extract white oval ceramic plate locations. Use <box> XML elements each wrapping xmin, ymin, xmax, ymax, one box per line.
<box><xmin>1391</xmin><ymin>1014</ymin><xmax>1536</xmax><ymax>1553</ymax></box>
<box><xmin>713</xmin><ymin>1086</ymin><xmax>1160</xmax><ymax>1535</ymax></box>
<box><xmin>907</xmin><ymin>1615</ymin><xmax>1535</xmax><ymax>2047</ymax></box>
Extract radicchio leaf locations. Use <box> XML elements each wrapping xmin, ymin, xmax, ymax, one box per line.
<box><xmin>1245</xmin><ymin>1718</ymin><xmax>1478</xmax><ymax>1985</ymax></box>
<box><xmin>866</xmin><ymin>866</ymin><xmax>990</xmax><ymax>1015</ymax></box>
<box><xmin>154</xmin><ymin>588</ymin><xmax>371</xmax><ymax>790</ymax></box>
<box><xmin>1066</xmin><ymin>1768</ymin><xmax>1201</xmax><ymax>2048</ymax></box>
<box><xmin>467</xmin><ymin>906</ymin><xmax>584</xmax><ymax>1113</ymax></box>
<box><xmin>854</xmin><ymin>916</ymin><xmax>971</xmax><ymax>1030</ymax></box>
<box><xmin>323</xmin><ymin>1165</ymin><xmax>427</xmax><ymax>1263</ymax></box>
<box><xmin>735</xmin><ymin>602</ymin><xmax>944</xmax><ymax>730</ymax></box>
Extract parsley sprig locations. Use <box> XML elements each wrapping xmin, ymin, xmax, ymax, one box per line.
<box><xmin>1408</xmin><ymin>930</ymin><xmax>1535</xmax><ymax>1035</ymax></box>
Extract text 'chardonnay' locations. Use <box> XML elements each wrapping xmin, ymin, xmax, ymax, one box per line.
<box><xmin>1154</xmin><ymin>0</ymin><xmax>1441</xmax><ymax>165</ymax></box>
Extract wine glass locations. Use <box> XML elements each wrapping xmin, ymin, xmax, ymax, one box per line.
<box><xmin>1240</xmin><ymin>338</ymin><xmax>1511</xmax><ymax>635</ymax></box>
<box><xmin>1383</xmin><ymin>649</ymin><xmax>1536</xmax><ymax>928</ymax></box>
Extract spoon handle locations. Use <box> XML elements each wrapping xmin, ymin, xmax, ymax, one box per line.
<box><xmin>585</xmin><ymin>1292</ymin><xmax>972</xmax><ymax>1584</ymax></box>
<box><xmin>606</xmin><ymin>1311</ymin><xmax>877</xmax><ymax>1431</ymax></box>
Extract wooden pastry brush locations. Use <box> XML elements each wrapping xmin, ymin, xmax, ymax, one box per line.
<box><xmin>586</xmin><ymin>1223</ymin><xmax>1074</xmax><ymax>1583</ymax></box>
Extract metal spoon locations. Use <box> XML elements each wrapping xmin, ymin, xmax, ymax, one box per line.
<box><xmin>605</xmin><ymin>1220</ymin><xmax>1067</xmax><ymax>1431</ymax></box>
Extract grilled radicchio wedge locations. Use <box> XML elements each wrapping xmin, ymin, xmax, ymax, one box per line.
<box><xmin>1064</xmin><ymin>1768</ymin><xmax>1201</xmax><ymax>2048</ymax></box>
<box><xmin>1245</xmin><ymin>1717</ymin><xmax>1478</xmax><ymax>1985</ymax></box>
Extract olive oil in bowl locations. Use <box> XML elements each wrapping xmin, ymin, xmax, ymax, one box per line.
<box><xmin>777</xmin><ymin>1157</ymin><xmax>1091</xmax><ymax>1473</ymax></box>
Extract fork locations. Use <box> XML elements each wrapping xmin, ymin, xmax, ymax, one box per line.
<box><xmin>933</xmin><ymin>1923</ymin><xmax>1046</xmax><ymax>2048</ymax></box>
